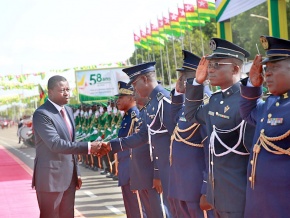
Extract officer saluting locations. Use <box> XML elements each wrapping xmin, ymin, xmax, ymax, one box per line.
<box><xmin>97</xmin><ymin>62</ymin><xmax>175</xmax><ymax>217</ymax></box>
<box><xmin>169</xmin><ymin>50</ymin><xmax>213</xmax><ymax>218</ymax></box>
<box><xmin>240</xmin><ymin>36</ymin><xmax>290</xmax><ymax>217</ymax></box>
<box><xmin>184</xmin><ymin>38</ymin><xmax>255</xmax><ymax>218</ymax></box>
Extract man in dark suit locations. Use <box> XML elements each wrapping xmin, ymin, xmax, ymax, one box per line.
<box><xmin>32</xmin><ymin>75</ymin><xmax>99</xmax><ymax>218</ymax></box>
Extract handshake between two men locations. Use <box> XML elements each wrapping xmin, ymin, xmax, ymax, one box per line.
<box><xmin>90</xmin><ymin>141</ymin><xmax>112</xmax><ymax>157</ymax></box>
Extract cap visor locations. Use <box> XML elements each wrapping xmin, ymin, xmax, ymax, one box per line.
<box><xmin>261</xmin><ymin>56</ymin><xmax>289</xmax><ymax>64</ymax></box>
<box><xmin>176</xmin><ymin>67</ymin><xmax>185</xmax><ymax>72</ymax></box>
<box><xmin>206</xmin><ymin>54</ymin><xmax>238</xmax><ymax>60</ymax></box>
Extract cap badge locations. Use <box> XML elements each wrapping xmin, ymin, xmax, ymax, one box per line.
<box><xmin>260</xmin><ymin>36</ymin><xmax>269</xmax><ymax>50</ymax></box>
<box><xmin>209</xmin><ymin>39</ymin><xmax>217</xmax><ymax>50</ymax></box>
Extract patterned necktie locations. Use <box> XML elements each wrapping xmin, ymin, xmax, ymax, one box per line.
<box><xmin>60</xmin><ymin>108</ymin><xmax>73</xmax><ymax>139</ymax></box>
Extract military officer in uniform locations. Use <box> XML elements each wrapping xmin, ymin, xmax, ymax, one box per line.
<box><xmin>112</xmin><ymin>81</ymin><xmax>145</xmax><ymax>218</ymax></box>
<box><xmin>130</xmin><ymin>91</ymin><xmax>164</xmax><ymax>218</ymax></box>
<box><xmin>184</xmin><ymin>38</ymin><xmax>255</xmax><ymax>218</ymax></box>
<box><xmin>169</xmin><ymin>50</ymin><xmax>213</xmax><ymax>218</ymax></box>
<box><xmin>240</xmin><ymin>36</ymin><xmax>290</xmax><ymax>217</ymax></box>
<box><xmin>96</xmin><ymin>62</ymin><xmax>175</xmax><ymax>217</ymax></box>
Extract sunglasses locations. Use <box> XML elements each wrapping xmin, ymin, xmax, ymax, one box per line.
<box><xmin>208</xmin><ymin>62</ymin><xmax>234</xmax><ymax>69</ymax></box>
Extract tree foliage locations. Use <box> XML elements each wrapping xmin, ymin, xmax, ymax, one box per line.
<box><xmin>232</xmin><ymin>1</ymin><xmax>290</xmax><ymax>59</ymax></box>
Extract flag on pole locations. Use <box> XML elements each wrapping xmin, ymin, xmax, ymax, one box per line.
<box><xmin>151</xmin><ymin>23</ymin><xmax>159</xmax><ymax>37</ymax></box>
<box><xmin>169</xmin><ymin>12</ymin><xmax>180</xmax><ymax>29</ymax></box>
<box><xmin>134</xmin><ymin>33</ymin><xmax>142</xmax><ymax>48</ymax></box>
<box><xmin>147</xmin><ymin>25</ymin><xmax>165</xmax><ymax>46</ymax></box>
<box><xmin>158</xmin><ymin>19</ymin><xmax>164</xmax><ymax>33</ymax></box>
<box><xmin>197</xmin><ymin>0</ymin><xmax>216</xmax><ymax>20</ymax></box>
<box><xmin>140</xmin><ymin>29</ymin><xmax>151</xmax><ymax>50</ymax></box>
<box><xmin>157</xmin><ymin>19</ymin><xmax>168</xmax><ymax>41</ymax></box>
<box><xmin>38</xmin><ymin>84</ymin><xmax>47</xmax><ymax>106</ymax></box>
<box><xmin>169</xmin><ymin>12</ymin><xmax>185</xmax><ymax>37</ymax></box>
<box><xmin>135</xmin><ymin>32</ymin><xmax>151</xmax><ymax>50</ymax></box>
<box><xmin>183</xmin><ymin>3</ymin><xmax>206</xmax><ymax>27</ymax></box>
<box><xmin>140</xmin><ymin>29</ymin><xmax>148</xmax><ymax>45</ymax></box>
<box><xmin>151</xmin><ymin>22</ymin><xmax>167</xmax><ymax>44</ymax></box>
<box><xmin>163</xmin><ymin>17</ymin><xmax>172</xmax><ymax>35</ymax></box>
<box><xmin>184</xmin><ymin>3</ymin><xmax>197</xmax><ymax>19</ymax></box>
<box><xmin>178</xmin><ymin>8</ymin><xmax>193</xmax><ymax>30</ymax></box>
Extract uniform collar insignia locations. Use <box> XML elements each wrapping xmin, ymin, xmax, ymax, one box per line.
<box><xmin>131</xmin><ymin>111</ymin><xmax>137</xmax><ymax>118</ymax></box>
<box><xmin>203</xmin><ymin>93</ymin><xmax>210</xmax><ymax>105</ymax></box>
<box><xmin>222</xmin><ymin>83</ymin><xmax>239</xmax><ymax>97</ymax></box>
<box><xmin>156</xmin><ymin>92</ymin><xmax>164</xmax><ymax>101</ymax></box>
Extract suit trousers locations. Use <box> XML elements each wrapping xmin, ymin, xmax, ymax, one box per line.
<box><xmin>36</xmin><ymin>169</ymin><xmax>77</xmax><ymax>218</ymax></box>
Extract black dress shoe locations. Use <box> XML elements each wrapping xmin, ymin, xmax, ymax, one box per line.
<box><xmin>100</xmin><ymin>170</ymin><xmax>107</xmax><ymax>175</ymax></box>
<box><xmin>112</xmin><ymin>175</ymin><xmax>118</xmax><ymax>181</ymax></box>
<box><xmin>106</xmin><ymin>173</ymin><xmax>113</xmax><ymax>178</ymax></box>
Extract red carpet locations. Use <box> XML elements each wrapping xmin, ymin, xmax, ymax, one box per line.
<box><xmin>0</xmin><ymin>145</ymin><xmax>39</xmax><ymax>218</ymax></box>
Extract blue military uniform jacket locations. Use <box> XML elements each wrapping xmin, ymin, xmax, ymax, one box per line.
<box><xmin>184</xmin><ymin>81</ymin><xmax>255</xmax><ymax>213</ymax></box>
<box><xmin>169</xmin><ymin>89</ymin><xmax>208</xmax><ymax>202</ymax></box>
<box><xmin>117</xmin><ymin>106</ymin><xmax>139</xmax><ymax>187</ymax></box>
<box><xmin>240</xmin><ymin>82</ymin><xmax>290</xmax><ymax>217</ymax></box>
<box><xmin>110</xmin><ymin>84</ymin><xmax>175</xmax><ymax>198</ymax></box>
<box><xmin>130</xmin><ymin>107</ymin><xmax>155</xmax><ymax>190</ymax></box>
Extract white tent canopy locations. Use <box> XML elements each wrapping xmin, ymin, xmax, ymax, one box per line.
<box><xmin>216</xmin><ymin>0</ymin><xmax>266</xmax><ymax>22</ymax></box>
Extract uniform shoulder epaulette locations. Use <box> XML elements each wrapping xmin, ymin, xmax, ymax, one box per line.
<box><xmin>203</xmin><ymin>93</ymin><xmax>210</xmax><ymax>105</ymax></box>
<box><xmin>156</xmin><ymin>92</ymin><xmax>164</xmax><ymax>101</ymax></box>
<box><xmin>131</xmin><ymin>111</ymin><xmax>137</xmax><ymax>119</ymax></box>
